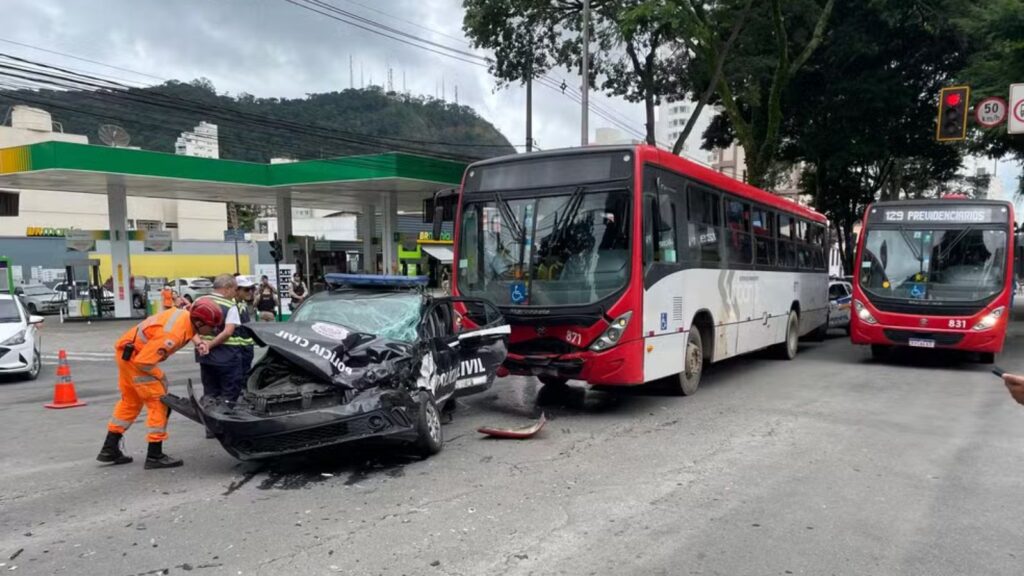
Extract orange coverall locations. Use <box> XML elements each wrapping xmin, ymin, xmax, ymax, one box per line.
<box><xmin>107</xmin><ymin>308</ymin><xmax>195</xmax><ymax>443</ymax></box>
<box><xmin>161</xmin><ymin>287</ymin><xmax>174</xmax><ymax>309</ymax></box>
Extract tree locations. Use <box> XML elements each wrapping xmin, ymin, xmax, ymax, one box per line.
<box><xmin>779</xmin><ymin>0</ymin><xmax>970</xmax><ymax>271</ymax></box>
<box><xmin>957</xmin><ymin>0</ymin><xmax>1024</xmax><ymax>170</ymax></box>
<box><xmin>693</xmin><ymin>0</ymin><xmax>834</xmax><ymax>188</ymax></box>
<box><xmin>463</xmin><ymin>0</ymin><xmax>686</xmax><ymax>145</ymax></box>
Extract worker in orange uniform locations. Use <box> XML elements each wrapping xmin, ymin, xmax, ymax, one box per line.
<box><xmin>96</xmin><ymin>299</ymin><xmax>223</xmax><ymax>469</ymax></box>
<box><xmin>161</xmin><ymin>283</ymin><xmax>176</xmax><ymax>310</ymax></box>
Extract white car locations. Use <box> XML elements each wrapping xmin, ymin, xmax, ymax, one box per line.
<box><xmin>170</xmin><ymin>277</ymin><xmax>214</xmax><ymax>303</ymax></box>
<box><xmin>0</xmin><ymin>294</ymin><xmax>43</xmax><ymax>381</ymax></box>
<box><xmin>828</xmin><ymin>280</ymin><xmax>853</xmax><ymax>334</ymax></box>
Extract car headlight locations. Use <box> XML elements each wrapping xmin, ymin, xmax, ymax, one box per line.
<box><xmin>854</xmin><ymin>300</ymin><xmax>877</xmax><ymax>325</ymax></box>
<box><xmin>973</xmin><ymin>307</ymin><xmax>1005</xmax><ymax>331</ymax></box>
<box><xmin>590</xmin><ymin>312</ymin><xmax>632</xmax><ymax>352</ymax></box>
<box><xmin>2</xmin><ymin>330</ymin><xmax>27</xmax><ymax>346</ymax></box>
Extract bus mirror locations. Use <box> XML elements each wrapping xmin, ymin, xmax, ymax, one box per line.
<box><xmin>432</xmin><ymin>205</ymin><xmax>444</xmax><ymax>240</ymax></box>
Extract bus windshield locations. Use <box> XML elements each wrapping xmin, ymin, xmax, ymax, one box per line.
<box><xmin>457</xmin><ymin>188</ymin><xmax>631</xmax><ymax>306</ymax></box>
<box><xmin>859</xmin><ymin>227</ymin><xmax>1007</xmax><ymax>302</ymax></box>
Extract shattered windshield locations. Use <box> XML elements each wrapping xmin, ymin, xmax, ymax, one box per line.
<box><xmin>291</xmin><ymin>292</ymin><xmax>423</xmax><ymax>342</ymax></box>
<box><xmin>859</xmin><ymin>227</ymin><xmax>1008</xmax><ymax>302</ymax></box>
<box><xmin>457</xmin><ymin>188</ymin><xmax>632</xmax><ymax>306</ymax></box>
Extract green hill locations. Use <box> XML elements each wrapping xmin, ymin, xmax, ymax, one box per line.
<box><xmin>1</xmin><ymin>79</ymin><xmax>516</xmax><ymax>162</ymax></box>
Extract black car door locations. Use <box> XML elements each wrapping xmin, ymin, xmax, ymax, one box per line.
<box><xmin>417</xmin><ymin>300</ymin><xmax>463</xmax><ymax>403</ymax></box>
<box><xmin>444</xmin><ymin>297</ymin><xmax>510</xmax><ymax>397</ymax></box>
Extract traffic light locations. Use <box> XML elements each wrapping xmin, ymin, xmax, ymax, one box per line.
<box><xmin>936</xmin><ymin>86</ymin><xmax>970</xmax><ymax>142</ymax></box>
<box><xmin>268</xmin><ymin>236</ymin><xmax>283</xmax><ymax>262</ymax></box>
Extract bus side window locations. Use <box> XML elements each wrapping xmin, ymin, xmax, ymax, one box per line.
<box><xmin>725</xmin><ymin>199</ymin><xmax>753</xmax><ymax>265</ymax></box>
<box><xmin>779</xmin><ymin>216</ymin><xmax>796</xmax><ymax>268</ymax></box>
<box><xmin>687</xmin><ymin>185</ymin><xmax>721</xmax><ymax>265</ymax></box>
<box><xmin>753</xmin><ymin>208</ymin><xmax>775</xmax><ymax>267</ymax></box>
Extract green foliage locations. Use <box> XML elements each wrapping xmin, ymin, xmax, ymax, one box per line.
<box><xmin>0</xmin><ymin>81</ymin><xmax>515</xmax><ymax>163</ymax></box>
<box><xmin>958</xmin><ymin>0</ymin><xmax>1024</xmax><ymax>159</ymax></box>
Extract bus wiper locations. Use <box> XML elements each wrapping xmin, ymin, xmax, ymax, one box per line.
<box><xmin>548</xmin><ymin>186</ymin><xmax>587</xmax><ymax>249</ymax></box>
<box><xmin>494</xmin><ymin>192</ymin><xmax>525</xmax><ymax>242</ymax></box>
<box><xmin>897</xmin><ymin>227</ymin><xmax>925</xmax><ymax>263</ymax></box>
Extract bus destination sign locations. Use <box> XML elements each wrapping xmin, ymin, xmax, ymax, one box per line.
<box><xmin>868</xmin><ymin>205</ymin><xmax>1006</xmax><ymax>225</ymax></box>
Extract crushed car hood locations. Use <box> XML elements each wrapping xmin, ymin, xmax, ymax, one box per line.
<box><xmin>247</xmin><ymin>321</ymin><xmax>416</xmax><ymax>390</ymax></box>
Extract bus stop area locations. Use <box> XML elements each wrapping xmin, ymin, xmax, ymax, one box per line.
<box><xmin>0</xmin><ymin>141</ymin><xmax>462</xmax><ymax>318</ymax></box>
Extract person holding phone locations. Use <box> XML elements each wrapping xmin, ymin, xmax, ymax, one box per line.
<box><xmin>1002</xmin><ymin>372</ymin><xmax>1024</xmax><ymax>406</ymax></box>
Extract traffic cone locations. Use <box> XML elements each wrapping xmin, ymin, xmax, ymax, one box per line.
<box><xmin>44</xmin><ymin>350</ymin><xmax>87</xmax><ymax>409</ymax></box>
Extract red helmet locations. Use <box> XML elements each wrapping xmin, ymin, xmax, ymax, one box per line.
<box><xmin>189</xmin><ymin>298</ymin><xmax>223</xmax><ymax>328</ymax></box>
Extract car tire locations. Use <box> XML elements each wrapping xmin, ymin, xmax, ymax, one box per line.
<box><xmin>413</xmin><ymin>392</ymin><xmax>443</xmax><ymax>457</ymax></box>
<box><xmin>674</xmin><ymin>327</ymin><xmax>703</xmax><ymax>396</ymax></box>
<box><xmin>132</xmin><ymin>295</ymin><xmax>144</xmax><ymax>309</ymax></box>
<box><xmin>870</xmin><ymin>344</ymin><xmax>891</xmax><ymax>361</ymax></box>
<box><xmin>774</xmin><ymin>310</ymin><xmax>800</xmax><ymax>360</ymax></box>
<box><xmin>26</xmin><ymin>348</ymin><xmax>41</xmax><ymax>381</ymax></box>
<box><xmin>27</xmin><ymin>303</ymin><xmax>38</xmax><ymax>315</ymax></box>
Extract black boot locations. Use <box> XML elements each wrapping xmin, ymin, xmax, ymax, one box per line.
<box><xmin>144</xmin><ymin>442</ymin><xmax>183</xmax><ymax>470</ymax></box>
<box><xmin>97</xmin><ymin>431</ymin><xmax>133</xmax><ymax>465</ymax></box>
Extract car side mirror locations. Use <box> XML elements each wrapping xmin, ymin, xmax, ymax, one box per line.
<box><xmin>29</xmin><ymin>315</ymin><xmax>44</xmax><ymax>325</ymax></box>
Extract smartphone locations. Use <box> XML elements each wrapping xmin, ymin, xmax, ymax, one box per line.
<box><xmin>992</xmin><ymin>366</ymin><xmax>1006</xmax><ymax>378</ymax></box>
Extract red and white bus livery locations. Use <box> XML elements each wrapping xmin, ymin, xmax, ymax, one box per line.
<box><xmin>452</xmin><ymin>145</ymin><xmax>830</xmax><ymax>394</ymax></box>
<box><xmin>851</xmin><ymin>199</ymin><xmax>1015</xmax><ymax>362</ymax></box>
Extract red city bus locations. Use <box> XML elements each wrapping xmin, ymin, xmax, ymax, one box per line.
<box><xmin>450</xmin><ymin>145</ymin><xmax>829</xmax><ymax>395</ymax></box>
<box><xmin>850</xmin><ymin>199</ymin><xmax>1015</xmax><ymax>362</ymax></box>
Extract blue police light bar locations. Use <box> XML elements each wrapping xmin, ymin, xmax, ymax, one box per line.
<box><xmin>325</xmin><ymin>273</ymin><xmax>429</xmax><ymax>288</ymax></box>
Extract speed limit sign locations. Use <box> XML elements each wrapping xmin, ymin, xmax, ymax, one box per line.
<box><xmin>975</xmin><ymin>96</ymin><xmax>1007</xmax><ymax>128</ymax></box>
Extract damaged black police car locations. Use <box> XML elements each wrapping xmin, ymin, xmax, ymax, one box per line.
<box><xmin>162</xmin><ymin>274</ymin><xmax>509</xmax><ymax>461</ymax></box>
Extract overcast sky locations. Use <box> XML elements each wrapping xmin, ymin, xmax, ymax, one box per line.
<box><xmin>2</xmin><ymin>0</ymin><xmax>649</xmax><ymax>154</ymax></box>
<box><xmin>3</xmin><ymin>0</ymin><xmax>1020</xmax><ymax>198</ymax></box>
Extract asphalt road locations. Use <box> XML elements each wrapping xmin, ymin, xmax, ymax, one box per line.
<box><xmin>2</xmin><ymin>316</ymin><xmax>1024</xmax><ymax>575</ymax></box>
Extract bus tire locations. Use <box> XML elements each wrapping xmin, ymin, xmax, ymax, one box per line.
<box><xmin>674</xmin><ymin>328</ymin><xmax>703</xmax><ymax>396</ymax></box>
<box><xmin>774</xmin><ymin>310</ymin><xmax>799</xmax><ymax>360</ymax></box>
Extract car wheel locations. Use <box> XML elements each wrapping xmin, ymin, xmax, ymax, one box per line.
<box><xmin>414</xmin><ymin>392</ymin><xmax>443</xmax><ymax>456</ymax></box>
<box><xmin>27</xmin><ymin>303</ymin><xmax>38</xmax><ymax>315</ymax></box>
<box><xmin>774</xmin><ymin>310</ymin><xmax>800</xmax><ymax>360</ymax></box>
<box><xmin>183</xmin><ymin>294</ymin><xmax>193</xmax><ymax>304</ymax></box>
<box><xmin>674</xmin><ymin>327</ymin><xmax>703</xmax><ymax>396</ymax></box>
<box><xmin>870</xmin><ymin>344</ymin><xmax>891</xmax><ymax>361</ymax></box>
<box><xmin>26</xmin><ymin>348</ymin><xmax>41</xmax><ymax>381</ymax></box>
<box><xmin>132</xmin><ymin>294</ymin><xmax>144</xmax><ymax>309</ymax></box>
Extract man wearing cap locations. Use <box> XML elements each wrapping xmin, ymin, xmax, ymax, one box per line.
<box><xmin>234</xmin><ymin>276</ymin><xmax>257</xmax><ymax>379</ymax></box>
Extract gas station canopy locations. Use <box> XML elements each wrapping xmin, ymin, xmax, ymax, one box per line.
<box><xmin>0</xmin><ymin>141</ymin><xmax>466</xmax><ymax>212</ymax></box>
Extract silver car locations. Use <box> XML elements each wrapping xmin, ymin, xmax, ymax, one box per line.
<box><xmin>14</xmin><ymin>284</ymin><xmax>63</xmax><ymax>315</ymax></box>
<box><xmin>828</xmin><ymin>280</ymin><xmax>853</xmax><ymax>334</ymax></box>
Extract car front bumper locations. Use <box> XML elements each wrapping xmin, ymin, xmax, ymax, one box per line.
<box><xmin>0</xmin><ymin>339</ymin><xmax>36</xmax><ymax>374</ymax></box>
<box><xmin>163</xmin><ymin>383</ymin><xmax>423</xmax><ymax>461</ymax></box>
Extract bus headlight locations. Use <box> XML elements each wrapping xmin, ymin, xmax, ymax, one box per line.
<box><xmin>590</xmin><ymin>312</ymin><xmax>632</xmax><ymax>352</ymax></box>
<box><xmin>854</xmin><ymin>300</ymin><xmax>877</xmax><ymax>325</ymax></box>
<box><xmin>973</xmin><ymin>307</ymin><xmax>1005</xmax><ymax>331</ymax></box>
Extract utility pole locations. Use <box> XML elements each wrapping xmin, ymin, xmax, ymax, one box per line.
<box><xmin>526</xmin><ymin>74</ymin><xmax>533</xmax><ymax>152</ymax></box>
<box><xmin>580</xmin><ymin>0</ymin><xmax>590</xmax><ymax>146</ymax></box>
<box><xmin>349</xmin><ymin>55</ymin><xmax>354</xmax><ymax>89</ymax></box>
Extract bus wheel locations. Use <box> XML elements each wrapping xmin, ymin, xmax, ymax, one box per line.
<box><xmin>675</xmin><ymin>328</ymin><xmax>703</xmax><ymax>396</ymax></box>
<box><xmin>774</xmin><ymin>310</ymin><xmax>799</xmax><ymax>360</ymax></box>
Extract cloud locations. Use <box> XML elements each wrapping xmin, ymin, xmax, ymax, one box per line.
<box><xmin>1</xmin><ymin>0</ymin><xmax>647</xmax><ymax>151</ymax></box>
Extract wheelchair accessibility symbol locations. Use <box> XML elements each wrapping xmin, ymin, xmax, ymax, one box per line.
<box><xmin>510</xmin><ymin>282</ymin><xmax>527</xmax><ymax>304</ymax></box>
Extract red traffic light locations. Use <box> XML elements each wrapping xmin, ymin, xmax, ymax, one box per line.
<box><xmin>945</xmin><ymin>93</ymin><xmax>962</xmax><ymax>107</ymax></box>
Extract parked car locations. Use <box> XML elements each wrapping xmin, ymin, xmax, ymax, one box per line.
<box><xmin>0</xmin><ymin>294</ymin><xmax>43</xmax><ymax>381</ymax></box>
<box><xmin>104</xmin><ymin>275</ymin><xmax>153</xmax><ymax>309</ymax></box>
<box><xmin>170</xmin><ymin>277</ymin><xmax>214</xmax><ymax>303</ymax></box>
<box><xmin>53</xmin><ymin>282</ymin><xmax>114</xmax><ymax>313</ymax></box>
<box><xmin>163</xmin><ymin>274</ymin><xmax>510</xmax><ymax>461</ymax></box>
<box><xmin>828</xmin><ymin>279</ymin><xmax>854</xmax><ymax>334</ymax></box>
<box><xmin>14</xmin><ymin>284</ymin><xmax>63</xmax><ymax>315</ymax></box>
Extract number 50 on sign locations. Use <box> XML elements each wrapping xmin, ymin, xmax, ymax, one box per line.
<box><xmin>975</xmin><ymin>96</ymin><xmax>1007</xmax><ymax>128</ymax></box>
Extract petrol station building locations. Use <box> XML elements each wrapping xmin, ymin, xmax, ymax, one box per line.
<box><xmin>0</xmin><ymin>140</ymin><xmax>464</xmax><ymax>318</ymax></box>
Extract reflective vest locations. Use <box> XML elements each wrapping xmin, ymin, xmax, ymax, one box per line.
<box><xmin>196</xmin><ymin>294</ymin><xmax>242</xmax><ymax>365</ymax></box>
<box><xmin>232</xmin><ymin>301</ymin><xmax>255</xmax><ymax>347</ymax></box>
